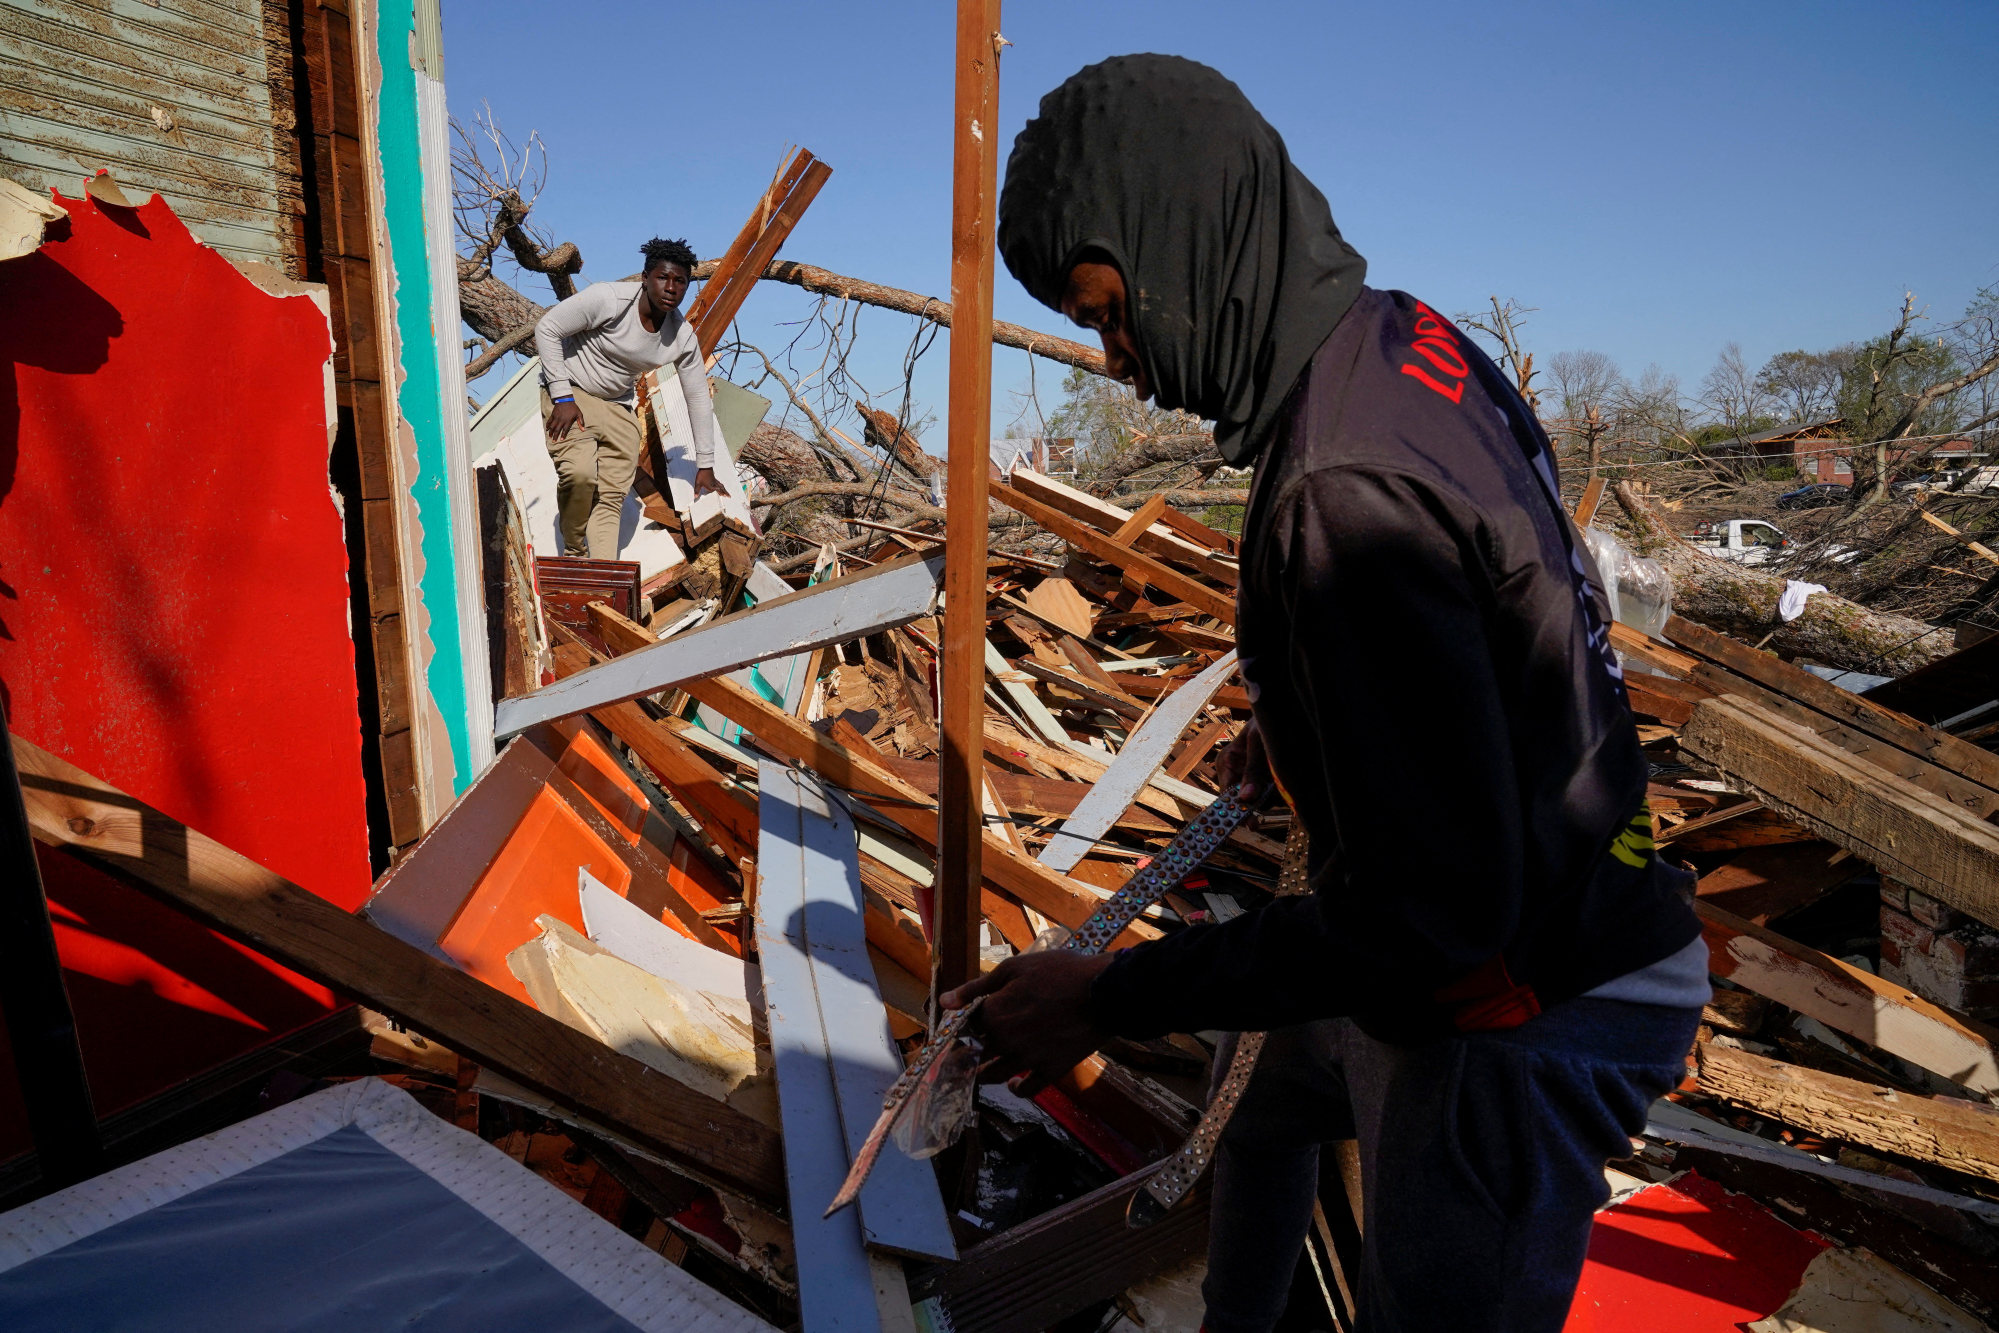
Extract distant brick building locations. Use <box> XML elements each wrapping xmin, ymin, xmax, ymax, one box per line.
<box><xmin>1730</xmin><ymin>417</ymin><xmax>1988</xmax><ymax>484</ymax></box>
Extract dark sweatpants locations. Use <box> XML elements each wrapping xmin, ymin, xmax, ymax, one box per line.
<box><xmin>1202</xmin><ymin>998</ymin><xmax>1700</xmax><ymax>1333</ymax></box>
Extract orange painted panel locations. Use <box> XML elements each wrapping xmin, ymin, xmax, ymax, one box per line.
<box><xmin>437</xmin><ymin>787</ymin><xmax>633</xmax><ymax>1004</ymax></box>
<box><xmin>558</xmin><ymin>727</ymin><xmax>648</xmax><ymax>845</ymax></box>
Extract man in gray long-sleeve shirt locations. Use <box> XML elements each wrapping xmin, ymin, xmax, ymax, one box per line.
<box><xmin>534</xmin><ymin>236</ymin><xmax>723</xmax><ymax>559</ymax></box>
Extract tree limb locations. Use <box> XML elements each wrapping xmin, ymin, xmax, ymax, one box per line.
<box><xmin>690</xmin><ymin>257</ymin><xmax>1108</xmax><ymax>377</ymax></box>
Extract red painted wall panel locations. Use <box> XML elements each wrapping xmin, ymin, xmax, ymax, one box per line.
<box><xmin>0</xmin><ymin>188</ymin><xmax>374</xmax><ymax>1152</ymax></box>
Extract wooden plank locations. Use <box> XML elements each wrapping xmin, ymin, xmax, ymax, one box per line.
<box><xmin>1008</xmin><ymin>469</ymin><xmax>1240</xmax><ymax>588</ymax></box>
<box><xmin>11</xmin><ymin>735</ymin><xmax>787</xmax><ymax>1205</ymax></box>
<box><xmin>755</xmin><ymin>761</ymin><xmax>956</xmax><ymax>1263</ymax></box>
<box><xmin>1667</xmin><ymin>614</ymin><xmax>1999</xmax><ymax>796</ymax></box>
<box><xmin>693</xmin><ymin>158</ymin><xmax>833</xmax><ymax>360</ymax></box>
<box><xmin>1572</xmin><ymin>475</ymin><xmax>1608</xmax><ymax>526</ymax></box>
<box><xmin>687</xmin><ymin>149</ymin><xmax>813</xmax><ymax>346</ymax></box>
<box><xmin>909</xmin><ymin>1163</ymin><xmax>1210</xmax><ymax>1333</ymax></box>
<box><xmin>1110</xmin><ymin>493</ymin><xmax>1169</xmax><ymax>548</ymax></box>
<box><xmin>1039</xmin><ymin>652</ymin><xmax>1240</xmax><ymax>873</ymax></box>
<box><xmin>496</xmin><ymin>550</ymin><xmax>946</xmax><ymax>737</ymax></box>
<box><xmin>1680</xmin><ymin>696</ymin><xmax>1999</xmax><ymax>926</ymax></box>
<box><xmin>1115</xmin><ymin>672</ymin><xmax>1255</xmax><ymax>713</ymax></box>
<box><xmin>1013</xmin><ymin>659</ymin><xmax>1146</xmax><ymax>720</ymax></box>
<box><xmin>1682</xmin><ymin>659</ymin><xmax>1999</xmax><ymax>820</ymax></box>
<box><xmin>1701</xmin><ymin>901</ymin><xmax>1999</xmax><ymax>1097</ymax></box>
<box><xmin>1695</xmin><ymin>1038</ymin><xmax>1999</xmax><ymax>1185</ymax></box>
<box><xmin>873</xmin><ymin>756</ymin><xmax>1174</xmax><ymax>834</ymax></box>
<box><xmin>678</xmin><ymin>673</ymin><xmax>1153</xmax><ymax>945</ymax></box>
<box><xmin>994</xmin><ymin>481</ymin><xmax>1236</xmax><ymax>623</ymax></box>
<box><xmin>984</xmin><ymin>639</ymin><xmax>1074</xmax><ymax>747</ymax></box>
<box><xmin>938</xmin><ymin>4</ymin><xmax>1001</xmax><ymax>999</ymax></box>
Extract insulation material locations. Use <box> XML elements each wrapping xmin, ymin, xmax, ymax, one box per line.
<box><xmin>0</xmin><ymin>186</ymin><xmax>372</xmax><ymax>1151</ymax></box>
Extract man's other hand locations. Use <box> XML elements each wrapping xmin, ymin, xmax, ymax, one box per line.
<box><xmin>546</xmin><ymin>400</ymin><xmax>583</xmax><ymax>443</ymax></box>
<box><xmin>1216</xmin><ymin>716</ymin><xmax>1271</xmax><ymax>800</ymax></box>
<box><xmin>693</xmin><ymin>467</ymin><xmax>724</xmax><ymax>498</ymax></box>
<box><xmin>941</xmin><ymin>950</ymin><xmax>1114</xmax><ymax>1096</ymax></box>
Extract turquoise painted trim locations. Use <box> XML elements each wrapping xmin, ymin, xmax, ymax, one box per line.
<box><xmin>373</xmin><ymin>0</ymin><xmax>474</xmax><ymax>793</ymax></box>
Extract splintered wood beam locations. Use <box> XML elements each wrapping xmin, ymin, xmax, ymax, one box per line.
<box><xmin>1680</xmin><ymin>696</ymin><xmax>1999</xmax><ymax>926</ymax></box>
<box><xmin>1701</xmin><ymin>901</ymin><xmax>1999</xmax><ymax>1098</ymax></box>
<box><xmin>494</xmin><ymin>550</ymin><xmax>945</xmax><ymax>738</ymax></box>
<box><xmin>11</xmin><ymin>735</ymin><xmax>786</xmax><ymax>1205</ymax></box>
<box><xmin>1695</xmin><ymin>1038</ymin><xmax>1999</xmax><ymax>1186</ymax></box>
<box><xmin>994</xmin><ymin>481</ymin><xmax>1237</xmax><ymax>623</ymax></box>
<box><xmin>1666</xmin><ymin>614</ymin><xmax>1999</xmax><ymax>797</ymax></box>
<box><xmin>938</xmin><ymin>0</ymin><xmax>1003</xmax><ymax>996</ymax></box>
<box><xmin>1007</xmin><ymin>468</ymin><xmax>1240</xmax><ymax>588</ymax></box>
<box><xmin>693</xmin><ymin>154</ymin><xmax>834</xmax><ymax>360</ymax></box>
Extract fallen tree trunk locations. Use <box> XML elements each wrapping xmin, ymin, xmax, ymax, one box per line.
<box><xmin>1612</xmin><ymin>481</ymin><xmax>1949</xmax><ymax>675</ymax></box>
<box><xmin>688</xmin><ymin>257</ymin><xmax>1108</xmax><ymax>376</ymax></box>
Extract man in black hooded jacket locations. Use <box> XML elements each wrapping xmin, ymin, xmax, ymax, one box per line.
<box><xmin>942</xmin><ymin>55</ymin><xmax>1706</xmax><ymax>1333</ymax></box>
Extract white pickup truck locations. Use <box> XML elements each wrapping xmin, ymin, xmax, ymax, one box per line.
<box><xmin>1689</xmin><ymin>518</ymin><xmax>1793</xmax><ymax>565</ymax></box>
<box><xmin>1689</xmin><ymin>518</ymin><xmax>1862</xmax><ymax>567</ymax></box>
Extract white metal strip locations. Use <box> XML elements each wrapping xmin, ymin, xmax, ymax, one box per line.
<box><xmin>1038</xmin><ymin>651</ymin><xmax>1240</xmax><ymax>873</ymax></box>
<box><xmin>496</xmin><ymin>551</ymin><xmax>946</xmax><ymax>737</ymax></box>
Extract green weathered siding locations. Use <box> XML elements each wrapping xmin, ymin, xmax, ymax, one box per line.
<box><xmin>0</xmin><ymin>0</ymin><xmax>301</xmax><ymax>273</ymax></box>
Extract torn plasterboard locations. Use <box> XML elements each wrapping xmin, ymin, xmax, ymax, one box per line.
<box><xmin>0</xmin><ymin>177</ymin><xmax>66</xmax><ymax>261</ymax></box>
<box><xmin>507</xmin><ymin>913</ymin><xmax>778</xmax><ymax>1129</ymax></box>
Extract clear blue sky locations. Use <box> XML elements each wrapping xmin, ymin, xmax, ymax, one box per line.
<box><xmin>444</xmin><ymin>0</ymin><xmax>1999</xmax><ymax>445</ymax></box>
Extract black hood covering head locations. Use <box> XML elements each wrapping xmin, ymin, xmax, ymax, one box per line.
<box><xmin>999</xmin><ymin>55</ymin><xmax>1367</xmax><ymax>465</ymax></box>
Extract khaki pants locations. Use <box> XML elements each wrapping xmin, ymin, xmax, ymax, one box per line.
<box><xmin>541</xmin><ymin>385</ymin><xmax>642</xmax><ymax>559</ymax></box>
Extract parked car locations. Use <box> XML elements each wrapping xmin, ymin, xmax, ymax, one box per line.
<box><xmin>1776</xmin><ymin>483</ymin><xmax>1849</xmax><ymax>510</ymax></box>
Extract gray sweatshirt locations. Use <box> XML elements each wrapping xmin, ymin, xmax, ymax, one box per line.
<box><xmin>535</xmin><ymin>281</ymin><xmax>718</xmax><ymax>466</ymax></box>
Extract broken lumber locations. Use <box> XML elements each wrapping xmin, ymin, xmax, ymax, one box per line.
<box><xmin>1701</xmin><ymin>902</ymin><xmax>1999</xmax><ymax>1097</ymax></box>
<box><xmin>1680</xmin><ymin>696</ymin><xmax>1999</xmax><ymax>926</ymax></box>
<box><xmin>11</xmin><ymin>734</ymin><xmax>787</xmax><ymax>1206</ymax></box>
<box><xmin>993</xmin><ymin>480</ymin><xmax>1236</xmax><ymax>624</ymax></box>
<box><xmin>1695</xmin><ymin>1038</ymin><xmax>1999</xmax><ymax>1186</ymax></box>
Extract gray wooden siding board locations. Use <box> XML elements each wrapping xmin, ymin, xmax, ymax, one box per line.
<box><xmin>0</xmin><ymin>48</ymin><xmax>287</xmax><ymax>144</ymax></box>
<box><xmin>0</xmin><ymin>0</ymin><xmax>290</xmax><ymax>270</ymax></box>
<box><xmin>754</xmin><ymin>762</ymin><xmax>889</xmax><ymax>1333</ymax></box>
<box><xmin>756</xmin><ymin>761</ymin><xmax>956</xmax><ymax>1268</ymax></box>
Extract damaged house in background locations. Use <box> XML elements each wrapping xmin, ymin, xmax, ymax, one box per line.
<box><xmin>2</xmin><ymin>2</ymin><xmax>1999</xmax><ymax>1331</ymax></box>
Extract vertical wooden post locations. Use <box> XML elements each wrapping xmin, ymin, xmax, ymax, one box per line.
<box><xmin>936</xmin><ymin>0</ymin><xmax>1002</xmax><ymax>997</ymax></box>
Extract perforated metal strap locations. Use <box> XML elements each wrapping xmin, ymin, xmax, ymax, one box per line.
<box><xmin>1127</xmin><ymin>1030</ymin><xmax>1267</xmax><ymax>1227</ymax></box>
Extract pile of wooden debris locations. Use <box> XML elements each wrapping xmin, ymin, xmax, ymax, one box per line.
<box><xmin>21</xmin><ymin>457</ymin><xmax>1999</xmax><ymax>1332</ymax></box>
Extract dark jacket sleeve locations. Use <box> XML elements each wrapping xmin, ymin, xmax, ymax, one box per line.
<box><xmin>1088</xmin><ymin>465</ymin><xmax>1526</xmax><ymax>1039</ymax></box>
